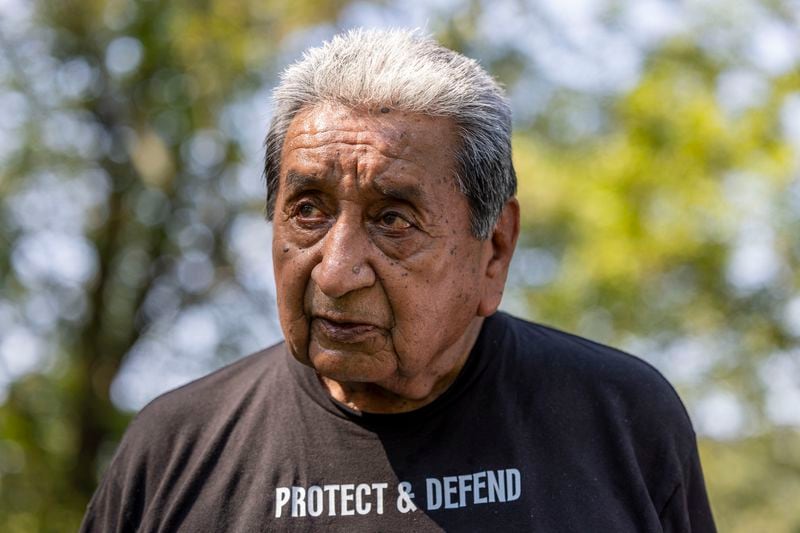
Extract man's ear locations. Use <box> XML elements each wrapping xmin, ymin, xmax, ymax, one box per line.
<box><xmin>478</xmin><ymin>198</ymin><xmax>520</xmax><ymax>317</ymax></box>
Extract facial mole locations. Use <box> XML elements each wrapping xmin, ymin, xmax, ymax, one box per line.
<box><xmin>380</xmin><ymin>107</ymin><xmax>390</xmax><ymax>113</ymax></box>
<box><xmin>283</xmin><ymin>246</ymin><xmax>290</xmax><ymax>253</ymax></box>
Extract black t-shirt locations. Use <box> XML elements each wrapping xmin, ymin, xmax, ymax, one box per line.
<box><xmin>81</xmin><ymin>312</ymin><xmax>716</xmax><ymax>532</ymax></box>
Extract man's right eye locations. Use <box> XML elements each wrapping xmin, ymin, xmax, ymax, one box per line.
<box><xmin>293</xmin><ymin>202</ymin><xmax>328</xmax><ymax>227</ymax></box>
<box><xmin>298</xmin><ymin>203</ymin><xmax>319</xmax><ymax>217</ymax></box>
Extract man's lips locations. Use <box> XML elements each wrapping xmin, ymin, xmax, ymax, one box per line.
<box><xmin>312</xmin><ymin>316</ymin><xmax>384</xmax><ymax>344</ymax></box>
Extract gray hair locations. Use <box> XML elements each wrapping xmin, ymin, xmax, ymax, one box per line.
<box><xmin>264</xmin><ymin>28</ymin><xmax>516</xmax><ymax>239</ymax></box>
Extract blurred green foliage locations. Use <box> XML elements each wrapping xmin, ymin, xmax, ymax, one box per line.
<box><xmin>0</xmin><ymin>0</ymin><xmax>798</xmax><ymax>531</ymax></box>
<box><xmin>0</xmin><ymin>1</ymin><xmax>351</xmax><ymax>530</ymax></box>
<box><xmin>510</xmin><ymin>40</ymin><xmax>800</xmax><ymax>531</ymax></box>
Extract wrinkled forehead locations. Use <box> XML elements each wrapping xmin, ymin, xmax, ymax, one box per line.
<box><xmin>276</xmin><ymin>102</ymin><xmax>466</xmax><ymax>211</ymax></box>
<box><xmin>281</xmin><ymin>102</ymin><xmax>459</xmax><ymax>163</ymax></box>
<box><xmin>283</xmin><ymin>104</ymin><xmax>411</xmax><ymax>156</ymax></box>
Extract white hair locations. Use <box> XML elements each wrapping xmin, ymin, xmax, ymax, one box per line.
<box><xmin>264</xmin><ymin>28</ymin><xmax>516</xmax><ymax>238</ymax></box>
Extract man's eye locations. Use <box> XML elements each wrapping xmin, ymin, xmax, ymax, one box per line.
<box><xmin>379</xmin><ymin>212</ymin><xmax>412</xmax><ymax>230</ymax></box>
<box><xmin>296</xmin><ymin>203</ymin><xmax>322</xmax><ymax>218</ymax></box>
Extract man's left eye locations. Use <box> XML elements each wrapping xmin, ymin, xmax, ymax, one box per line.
<box><xmin>379</xmin><ymin>212</ymin><xmax>412</xmax><ymax>230</ymax></box>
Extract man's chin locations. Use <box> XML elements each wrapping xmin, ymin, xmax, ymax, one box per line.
<box><xmin>306</xmin><ymin>345</ymin><xmax>397</xmax><ymax>385</ymax></box>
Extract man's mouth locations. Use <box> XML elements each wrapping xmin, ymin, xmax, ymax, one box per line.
<box><xmin>312</xmin><ymin>316</ymin><xmax>383</xmax><ymax>344</ymax></box>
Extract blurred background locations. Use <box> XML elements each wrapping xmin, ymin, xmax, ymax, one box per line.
<box><xmin>0</xmin><ymin>0</ymin><xmax>798</xmax><ymax>530</ymax></box>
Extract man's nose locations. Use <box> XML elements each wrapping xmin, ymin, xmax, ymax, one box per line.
<box><xmin>311</xmin><ymin>217</ymin><xmax>376</xmax><ymax>299</ymax></box>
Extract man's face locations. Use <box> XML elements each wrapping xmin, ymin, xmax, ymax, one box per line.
<box><xmin>271</xmin><ymin>103</ymin><xmax>495</xmax><ymax>403</ymax></box>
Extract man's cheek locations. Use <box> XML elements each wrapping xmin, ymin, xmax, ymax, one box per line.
<box><xmin>271</xmin><ymin>258</ymin><xmax>308</xmax><ymax>352</ymax></box>
<box><xmin>283</xmin><ymin>311</ymin><xmax>311</xmax><ymax>364</ymax></box>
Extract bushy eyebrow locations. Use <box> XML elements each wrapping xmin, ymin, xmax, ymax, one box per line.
<box><xmin>283</xmin><ymin>171</ymin><xmax>321</xmax><ymax>195</ymax></box>
<box><xmin>372</xmin><ymin>177</ymin><xmax>425</xmax><ymax>205</ymax></box>
<box><xmin>283</xmin><ymin>171</ymin><xmax>428</xmax><ymax>206</ymax></box>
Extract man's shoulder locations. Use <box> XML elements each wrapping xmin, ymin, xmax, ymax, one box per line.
<box><xmin>492</xmin><ymin>312</ymin><xmax>694</xmax><ymax>433</ymax></box>
<box><xmin>487</xmin><ymin>313</ymin><xmax>710</xmax><ymax>526</ymax></box>
<box><xmin>494</xmin><ymin>311</ymin><xmax>672</xmax><ymax>380</ymax></box>
<box><xmin>82</xmin><ymin>343</ymin><xmax>291</xmax><ymax>531</ymax></box>
<box><xmin>122</xmin><ymin>342</ymin><xmax>288</xmax><ymax>446</ymax></box>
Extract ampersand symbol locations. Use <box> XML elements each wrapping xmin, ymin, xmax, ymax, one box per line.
<box><xmin>396</xmin><ymin>482</ymin><xmax>418</xmax><ymax>513</ymax></box>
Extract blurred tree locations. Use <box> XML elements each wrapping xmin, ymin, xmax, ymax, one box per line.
<box><xmin>510</xmin><ymin>44</ymin><xmax>800</xmax><ymax>528</ymax></box>
<box><xmin>0</xmin><ymin>0</ymin><xmax>350</xmax><ymax>530</ymax></box>
<box><xmin>505</xmin><ymin>28</ymin><xmax>800</xmax><ymax>533</ymax></box>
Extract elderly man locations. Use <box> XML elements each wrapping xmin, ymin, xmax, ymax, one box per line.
<box><xmin>82</xmin><ymin>29</ymin><xmax>716</xmax><ymax>531</ymax></box>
